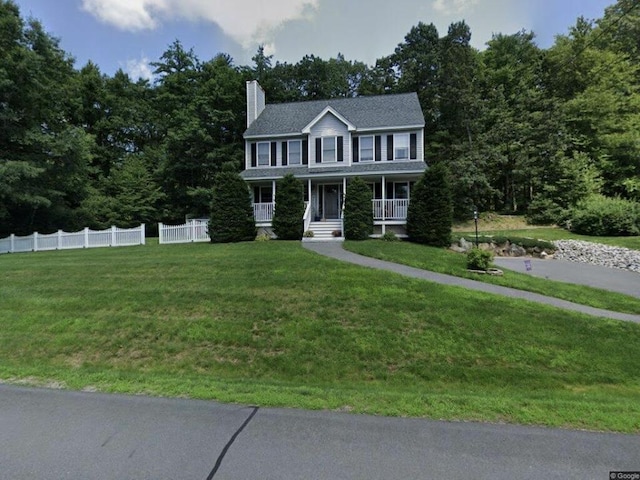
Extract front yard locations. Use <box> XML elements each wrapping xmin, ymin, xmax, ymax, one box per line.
<box><xmin>1</xmin><ymin>241</ymin><xmax>640</xmax><ymax>433</ymax></box>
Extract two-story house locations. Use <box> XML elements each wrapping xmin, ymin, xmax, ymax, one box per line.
<box><xmin>241</xmin><ymin>80</ymin><xmax>427</xmax><ymax>239</ymax></box>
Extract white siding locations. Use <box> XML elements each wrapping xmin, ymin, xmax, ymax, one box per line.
<box><xmin>310</xmin><ymin>112</ymin><xmax>350</xmax><ymax>165</ymax></box>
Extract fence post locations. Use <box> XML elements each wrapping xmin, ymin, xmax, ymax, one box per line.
<box><xmin>111</xmin><ymin>225</ymin><xmax>116</xmax><ymax>247</ymax></box>
<box><xmin>33</xmin><ymin>232</ymin><xmax>38</xmax><ymax>252</ymax></box>
<box><xmin>57</xmin><ymin>230</ymin><xmax>62</xmax><ymax>250</ymax></box>
<box><xmin>159</xmin><ymin>223</ymin><xmax>164</xmax><ymax>244</ymax></box>
<box><xmin>10</xmin><ymin>234</ymin><xmax>14</xmax><ymax>253</ymax></box>
<box><xmin>84</xmin><ymin>227</ymin><xmax>89</xmax><ymax>248</ymax></box>
<box><xmin>140</xmin><ymin>224</ymin><xmax>145</xmax><ymax>245</ymax></box>
<box><xmin>191</xmin><ymin>220</ymin><xmax>196</xmax><ymax>242</ymax></box>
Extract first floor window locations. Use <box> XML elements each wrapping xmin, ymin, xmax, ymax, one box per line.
<box><xmin>253</xmin><ymin>185</ymin><xmax>273</xmax><ymax>203</ymax></box>
<box><xmin>386</xmin><ymin>181</ymin><xmax>410</xmax><ymax>199</ymax></box>
<box><xmin>257</xmin><ymin>142</ymin><xmax>270</xmax><ymax>166</ymax></box>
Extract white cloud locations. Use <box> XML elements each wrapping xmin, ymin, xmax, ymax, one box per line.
<box><xmin>81</xmin><ymin>0</ymin><xmax>166</xmax><ymax>31</ymax></box>
<box><xmin>124</xmin><ymin>56</ymin><xmax>154</xmax><ymax>80</ymax></box>
<box><xmin>81</xmin><ymin>0</ymin><xmax>319</xmax><ymax>47</ymax></box>
<box><xmin>432</xmin><ymin>0</ymin><xmax>479</xmax><ymax>15</ymax></box>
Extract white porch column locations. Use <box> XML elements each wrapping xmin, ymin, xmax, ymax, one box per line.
<box><xmin>342</xmin><ymin>177</ymin><xmax>347</xmax><ymax>216</ymax></box>
<box><xmin>272</xmin><ymin>180</ymin><xmax>277</xmax><ymax>217</ymax></box>
<box><xmin>381</xmin><ymin>175</ymin><xmax>386</xmax><ymax>235</ymax></box>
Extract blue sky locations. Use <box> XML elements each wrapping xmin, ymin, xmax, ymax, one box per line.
<box><xmin>13</xmin><ymin>0</ymin><xmax>614</xmax><ymax>80</ymax></box>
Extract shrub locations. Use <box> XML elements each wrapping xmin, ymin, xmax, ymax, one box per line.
<box><xmin>272</xmin><ymin>174</ymin><xmax>305</xmax><ymax>240</ymax></box>
<box><xmin>467</xmin><ymin>248</ymin><xmax>493</xmax><ymax>271</ymax></box>
<box><xmin>569</xmin><ymin>195</ymin><xmax>640</xmax><ymax>236</ymax></box>
<box><xmin>209</xmin><ymin>172</ymin><xmax>256</xmax><ymax>243</ymax></box>
<box><xmin>407</xmin><ymin>162</ymin><xmax>453</xmax><ymax>247</ymax></box>
<box><xmin>303</xmin><ymin>230</ymin><xmax>314</xmax><ymax>238</ymax></box>
<box><xmin>255</xmin><ymin>232</ymin><xmax>271</xmax><ymax>242</ymax></box>
<box><xmin>381</xmin><ymin>230</ymin><xmax>399</xmax><ymax>242</ymax></box>
<box><xmin>343</xmin><ymin>177</ymin><xmax>374</xmax><ymax>240</ymax></box>
<box><xmin>526</xmin><ymin>196</ymin><xmax>567</xmax><ymax>225</ymax></box>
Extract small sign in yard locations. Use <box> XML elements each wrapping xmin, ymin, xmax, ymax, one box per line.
<box><xmin>524</xmin><ymin>259</ymin><xmax>532</xmax><ymax>271</ymax></box>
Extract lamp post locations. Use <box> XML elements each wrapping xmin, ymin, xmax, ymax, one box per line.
<box><xmin>473</xmin><ymin>207</ymin><xmax>479</xmax><ymax>248</ymax></box>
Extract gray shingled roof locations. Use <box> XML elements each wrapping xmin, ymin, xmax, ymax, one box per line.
<box><xmin>240</xmin><ymin>161</ymin><xmax>427</xmax><ymax>180</ymax></box>
<box><xmin>244</xmin><ymin>93</ymin><xmax>425</xmax><ymax>138</ymax></box>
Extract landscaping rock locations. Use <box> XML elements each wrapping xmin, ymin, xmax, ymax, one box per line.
<box><xmin>459</xmin><ymin>237</ymin><xmax>472</xmax><ymax>252</ymax></box>
<box><xmin>553</xmin><ymin>240</ymin><xmax>640</xmax><ymax>274</ymax></box>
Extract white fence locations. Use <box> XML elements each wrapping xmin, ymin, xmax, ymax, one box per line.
<box><xmin>0</xmin><ymin>225</ymin><xmax>146</xmax><ymax>255</ymax></box>
<box><xmin>159</xmin><ymin>219</ymin><xmax>210</xmax><ymax>244</ymax></box>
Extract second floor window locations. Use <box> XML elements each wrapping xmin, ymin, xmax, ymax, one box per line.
<box><xmin>360</xmin><ymin>136</ymin><xmax>374</xmax><ymax>162</ymax></box>
<box><xmin>288</xmin><ymin>140</ymin><xmax>301</xmax><ymax>165</ymax></box>
<box><xmin>395</xmin><ymin>134</ymin><xmax>409</xmax><ymax>160</ymax></box>
<box><xmin>257</xmin><ymin>142</ymin><xmax>270</xmax><ymax>166</ymax></box>
<box><xmin>323</xmin><ymin>137</ymin><xmax>336</xmax><ymax>163</ymax></box>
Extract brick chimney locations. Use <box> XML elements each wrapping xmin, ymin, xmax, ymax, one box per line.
<box><xmin>246</xmin><ymin>80</ymin><xmax>265</xmax><ymax>128</ymax></box>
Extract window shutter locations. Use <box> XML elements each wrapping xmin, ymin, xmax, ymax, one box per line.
<box><xmin>387</xmin><ymin>135</ymin><xmax>394</xmax><ymax>161</ymax></box>
<box><xmin>271</xmin><ymin>142</ymin><xmax>277</xmax><ymax>166</ymax></box>
<box><xmin>315</xmin><ymin>138</ymin><xmax>322</xmax><ymax>163</ymax></box>
<box><xmin>352</xmin><ymin>137</ymin><xmax>359</xmax><ymax>163</ymax></box>
<box><xmin>375</xmin><ymin>136</ymin><xmax>381</xmax><ymax>162</ymax></box>
<box><xmin>410</xmin><ymin>133</ymin><xmax>417</xmax><ymax>160</ymax></box>
<box><xmin>302</xmin><ymin>139</ymin><xmax>309</xmax><ymax>165</ymax></box>
<box><xmin>251</xmin><ymin>143</ymin><xmax>257</xmax><ymax>168</ymax></box>
<box><xmin>337</xmin><ymin>136</ymin><xmax>343</xmax><ymax>162</ymax></box>
<box><xmin>282</xmin><ymin>142</ymin><xmax>288</xmax><ymax>166</ymax></box>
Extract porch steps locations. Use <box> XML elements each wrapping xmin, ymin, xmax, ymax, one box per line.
<box><xmin>304</xmin><ymin>220</ymin><xmax>343</xmax><ymax>241</ymax></box>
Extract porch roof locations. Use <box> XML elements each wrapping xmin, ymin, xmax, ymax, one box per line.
<box><xmin>240</xmin><ymin>161</ymin><xmax>427</xmax><ymax>181</ymax></box>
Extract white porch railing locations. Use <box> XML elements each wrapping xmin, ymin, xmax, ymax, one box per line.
<box><xmin>372</xmin><ymin>199</ymin><xmax>409</xmax><ymax>220</ymax></box>
<box><xmin>0</xmin><ymin>225</ymin><xmax>145</xmax><ymax>254</ymax></box>
<box><xmin>158</xmin><ymin>219</ymin><xmax>210</xmax><ymax>244</ymax></box>
<box><xmin>303</xmin><ymin>202</ymin><xmax>311</xmax><ymax>232</ymax></box>
<box><xmin>253</xmin><ymin>202</ymin><xmax>275</xmax><ymax>223</ymax></box>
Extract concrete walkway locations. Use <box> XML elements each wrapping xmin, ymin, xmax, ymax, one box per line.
<box><xmin>302</xmin><ymin>242</ymin><xmax>640</xmax><ymax>323</ymax></box>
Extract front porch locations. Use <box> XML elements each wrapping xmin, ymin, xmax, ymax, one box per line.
<box><xmin>250</xmin><ymin>176</ymin><xmax>416</xmax><ymax>239</ymax></box>
<box><xmin>252</xmin><ymin>198</ymin><xmax>409</xmax><ymax>224</ymax></box>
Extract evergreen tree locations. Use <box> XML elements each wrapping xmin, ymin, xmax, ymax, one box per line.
<box><xmin>343</xmin><ymin>177</ymin><xmax>373</xmax><ymax>240</ymax></box>
<box><xmin>209</xmin><ymin>172</ymin><xmax>255</xmax><ymax>243</ymax></box>
<box><xmin>407</xmin><ymin>163</ymin><xmax>453</xmax><ymax>246</ymax></box>
<box><xmin>272</xmin><ymin>174</ymin><xmax>304</xmax><ymax>240</ymax></box>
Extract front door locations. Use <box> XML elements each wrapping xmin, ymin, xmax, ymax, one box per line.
<box><xmin>323</xmin><ymin>184</ymin><xmax>341</xmax><ymax>219</ymax></box>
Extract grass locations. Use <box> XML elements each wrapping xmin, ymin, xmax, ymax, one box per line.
<box><xmin>1</xmin><ymin>241</ymin><xmax>640</xmax><ymax>433</ymax></box>
<box><xmin>344</xmin><ymin>240</ymin><xmax>640</xmax><ymax>315</ymax></box>
<box><xmin>453</xmin><ymin>214</ymin><xmax>640</xmax><ymax>250</ymax></box>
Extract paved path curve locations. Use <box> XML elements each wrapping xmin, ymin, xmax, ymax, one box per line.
<box><xmin>1</xmin><ymin>385</ymin><xmax>638</xmax><ymax>479</ymax></box>
<box><xmin>302</xmin><ymin>242</ymin><xmax>640</xmax><ymax>323</ymax></box>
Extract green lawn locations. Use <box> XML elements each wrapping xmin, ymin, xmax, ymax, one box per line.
<box><xmin>1</xmin><ymin>241</ymin><xmax>640</xmax><ymax>433</ymax></box>
<box><xmin>344</xmin><ymin>240</ymin><xmax>640</xmax><ymax>315</ymax></box>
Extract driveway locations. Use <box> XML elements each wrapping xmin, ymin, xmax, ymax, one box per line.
<box><xmin>493</xmin><ymin>256</ymin><xmax>640</xmax><ymax>298</ymax></box>
<box><xmin>1</xmin><ymin>385</ymin><xmax>638</xmax><ymax>479</ymax></box>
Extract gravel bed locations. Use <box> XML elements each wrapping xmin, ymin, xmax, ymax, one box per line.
<box><xmin>553</xmin><ymin>240</ymin><xmax>640</xmax><ymax>274</ymax></box>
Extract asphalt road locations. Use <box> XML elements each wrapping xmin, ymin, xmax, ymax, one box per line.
<box><xmin>1</xmin><ymin>385</ymin><xmax>638</xmax><ymax>479</ymax></box>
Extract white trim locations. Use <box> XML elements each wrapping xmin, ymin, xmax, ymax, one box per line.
<box><xmin>301</xmin><ymin>106</ymin><xmax>356</xmax><ymax>134</ymax></box>
<box><xmin>244</xmin><ymin>124</ymin><xmax>425</xmax><ymax>140</ymax></box>
<box><xmin>393</xmin><ymin>133</ymin><xmax>410</xmax><ymax>161</ymax></box>
<box><xmin>242</xmin><ymin>168</ymin><xmax>426</xmax><ymax>182</ymax></box>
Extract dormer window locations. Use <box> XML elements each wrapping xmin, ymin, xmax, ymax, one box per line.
<box><xmin>322</xmin><ymin>137</ymin><xmax>336</xmax><ymax>163</ymax></box>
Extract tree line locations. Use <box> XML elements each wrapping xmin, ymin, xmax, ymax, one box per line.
<box><xmin>1</xmin><ymin>0</ymin><xmax>639</xmax><ymax>236</ymax></box>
